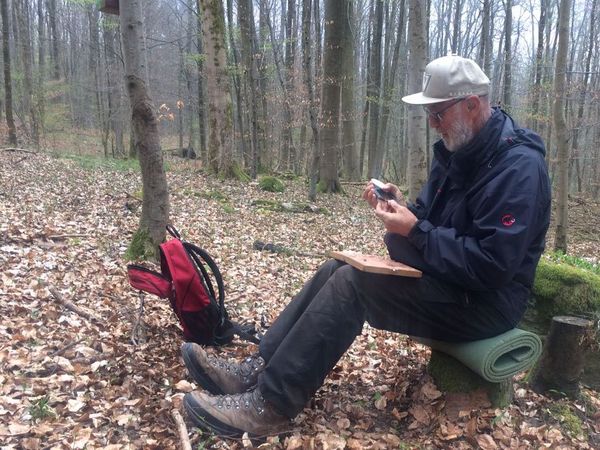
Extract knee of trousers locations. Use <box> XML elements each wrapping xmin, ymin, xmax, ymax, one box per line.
<box><xmin>329</xmin><ymin>265</ymin><xmax>368</xmax><ymax>307</ymax></box>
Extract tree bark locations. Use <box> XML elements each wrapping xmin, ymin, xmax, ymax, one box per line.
<box><xmin>198</xmin><ymin>0</ymin><xmax>235</xmax><ymax>177</ymax></box>
<box><xmin>502</xmin><ymin>0</ymin><xmax>512</xmax><ymax>112</ymax></box>
<box><xmin>530</xmin><ymin>316</ymin><xmax>594</xmax><ymax>398</ymax></box>
<box><xmin>302</xmin><ymin>0</ymin><xmax>319</xmax><ymax>201</ymax></box>
<box><xmin>406</xmin><ymin>0</ymin><xmax>427</xmax><ymax>201</ymax></box>
<box><xmin>47</xmin><ymin>0</ymin><xmax>60</xmax><ymax>80</ymax></box>
<box><xmin>120</xmin><ymin>0</ymin><xmax>170</xmax><ymax>255</ymax></box>
<box><xmin>1</xmin><ymin>0</ymin><xmax>17</xmax><ymax>145</ymax></box>
<box><xmin>570</xmin><ymin>0</ymin><xmax>596</xmax><ymax>194</ymax></box>
<box><xmin>366</xmin><ymin>0</ymin><xmax>383</xmax><ymax>179</ymax></box>
<box><xmin>340</xmin><ymin>0</ymin><xmax>358</xmax><ymax>180</ymax></box>
<box><xmin>225</xmin><ymin>0</ymin><xmax>247</xmax><ymax>166</ymax></box>
<box><xmin>553</xmin><ymin>0</ymin><xmax>571</xmax><ymax>252</ymax></box>
<box><xmin>317</xmin><ymin>0</ymin><xmax>342</xmax><ymax>193</ymax></box>
<box><xmin>15</xmin><ymin>0</ymin><xmax>40</xmax><ymax>148</ymax></box>
<box><xmin>196</xmin><ymin>0</ymin><xmax>208</xmax><ymax>162</ymax></box>
<box><xmin>239</xmin><ymin>0</ymin><xmax>262</xmax><ymax>178</ymax></box>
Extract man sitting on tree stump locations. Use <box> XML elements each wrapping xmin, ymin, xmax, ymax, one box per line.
<box><xmin>182</xmin><ymin>55</ymin><xmax>552</xmax><ymax>438</ymax></box>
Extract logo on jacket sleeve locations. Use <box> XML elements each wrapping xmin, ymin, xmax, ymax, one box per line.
<box><xmin>501</xmin><ymin>214</ymin><xmax>516</xmax><ymax>227</ymax></box>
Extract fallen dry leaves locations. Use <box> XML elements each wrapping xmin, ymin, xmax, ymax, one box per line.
<box><xmin>1</xmin><ymin>151</ymin><xmax>599</xmax><ymax>449</ymax></box>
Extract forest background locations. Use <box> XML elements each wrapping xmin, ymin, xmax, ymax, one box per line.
<box><xmin>1</xmin><ymin>0</ymin><xmax>600</xmax><ymax>448</ymax></box>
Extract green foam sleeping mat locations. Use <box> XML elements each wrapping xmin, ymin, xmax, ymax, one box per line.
<box><xmin>415</xmin><ymin>328</ymin><xmax>542</xmax><ymax>383</ymax></box>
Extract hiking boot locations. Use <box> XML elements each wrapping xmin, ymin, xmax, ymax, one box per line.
<box><xmin>183</xmin><ymin>387</ymin><xmax>290</xmax><ymax>439</ymax></box>
<box><xmin>181</xmin><ymin>342</ymin><xmax>265</xmax><ymax>395</ymax></box>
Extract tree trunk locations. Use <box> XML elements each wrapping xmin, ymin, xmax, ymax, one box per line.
<box><xmin>225</xmin><ymin>0</ymin><xmax>247</xmax><ymax>166</ymax></box>
<box><xmin>502</xmin><ymin>0</ymin><xmax>512</xmax><ymax>112</ymax></box>
<box><xmin>366</xmin><ymin>0</ymin><xmax>383</xmax><ymax>178</ymax></box>
<box><xmin>317</xmin><ymin>0</ymin><xmax>342</xmax><ymax>193</ymax></box>
<box><xmin>531</xmin><ymin>0</ymin><xmax>547</xmax><ymax>133</ymax></box>
<box><xmin>1</xmin><ymin>0</ymin><xmax>17</xmax><ymax>145</ymax></box>
<box><xmin>406</xmin><ymin>0</ymin><xmax>427</xmax><ymax>201</ymax></box>
<box><xmin>239</xmin><ymin>0</ymin><xmax>262</xmax><ymax>178</ymax></box>
<box><xmin>120</xmin><ymin>0</ymin><xmax>170</xmax><ymax>256</ymax></box>
<box><xmin>451</xmin><ymin>0</ymin><xmax>462</xmax><ymax>54</ymax></box>
<box><xmin>103</xmin><ymin>22</ymin><xmax>125</xmax><ymax>158</ymax></box>
<box><xmin>302</xmin><ymin>0</ymin><xmax>319</xmax><ymax>201</ymax></box>
<box><xmin>198</xmin><ymin>0</ymin><xmax>235</xmax><ymax>177</ymax></box>
<box><xmin>358</xmin><ymin>0</ymin><xmax>374</xmax><ymax>178</ymax></box>
<box><xmin>196</xmin><ymin>0</ymin><xmax>208</xmax><ymax>162</ymax></box>
<box><xmin>478</xmin><ymin>0</ymin><xmax>490</xmax><ymax>70</ymax></box>
<box><xmin>570</xmin><ymin>0</ymin><xmax>596</xmax><ymax>194</ymax></box>
<box><xmin>530</xmin><ymin>316</ymin><xmax>594</xmax><ymax>398</ymax></box>
<box><xmin>47</xmin><ymin>0</ymin><xmax>60</xmax><ymax>80</ymax></box>
<box><xmin>340</xmin><ymin>0</ymin><xmax>358</xmax><ymax>180</ymax></box>
<box><xmin>553</xmin><ymin>0</ymin><xmax>571</xmax><ymax>252</ymax></box>
<box><xmin>15</xmin><ymin>0</ymin><xmax>40</xmax><ymax>148</ymax></box>
<box><xmin>377</xmin><ymin>0</ymin><xmax>406</xmax><ymax>181</ymax></box>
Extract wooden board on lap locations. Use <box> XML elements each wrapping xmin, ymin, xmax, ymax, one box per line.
<box><xmin>330</xmin><ymin>250</ymin><xmax>422</xmax><ymax>278</ymax></box>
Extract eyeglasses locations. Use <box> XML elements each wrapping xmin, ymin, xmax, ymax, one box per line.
<box><xmin>423</xmin><ymin>97</ymin><xmax>466</xmax><ymax>122</ymax></box>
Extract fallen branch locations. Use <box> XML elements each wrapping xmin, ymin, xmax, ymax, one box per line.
<box><xmin>1</xmin><ymin>147</ymin><xmax>37</xmax><ymax>154</ymax></box>
<box><xmin>49</xmin><ymin>287</ymin><xmax>100</xmax><ymax>324</ymax></box>
<box><xmin>171</xmin><ymin>409</ymin><xmax>192</xmax><ymax>450</ymax></box>
<box><xmin>47</xmin><ymin>234</ymin><xmax>90</xmax><ymax>241</ymax></box>
<box><xmin>48</xmin><ymin>337</ymin><xmax>86</xmax><ymax>358</ymax></box>
<box><xmin>253</xmin><ymin>240</ymin><xmax>325</xmax><ymax>258</ymax></box>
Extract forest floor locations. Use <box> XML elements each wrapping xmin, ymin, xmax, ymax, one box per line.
<box><xmin>1</xmin><ymin>150</ymin><xmax>599</xmax><ymax>450</ymax></box>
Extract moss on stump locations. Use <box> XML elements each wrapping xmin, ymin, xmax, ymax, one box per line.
<box><xmin>427</xmin><ymin>350</ymin><xmax>513</xmax><ymax>408</ymax></box>
<box><xmin>531</xmin><ymin>258</ymin><xmax>600</xmax><ymax>324</ymax></box>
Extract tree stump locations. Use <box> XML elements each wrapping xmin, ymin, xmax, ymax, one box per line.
<box><xmin>428</xmin><ymin>350</ymin><xmax>513</xmax><ymax>410</ymax></box>
<box><xmin>530</xmin><ymin>315</ymin><xmax>594</xmax><ymax>398</ymax></box>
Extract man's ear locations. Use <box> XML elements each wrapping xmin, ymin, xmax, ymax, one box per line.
<box><xmin>466</xmin><ymin>95</ymin><xmax>481</xmax><ymax>113</ymax></box>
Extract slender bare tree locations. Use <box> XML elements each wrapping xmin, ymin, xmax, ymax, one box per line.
<box><xmin>120</xmin><ymin>0</ymin><xmax>170</xmax><ymax>257</ymax></box>
<box><xmin>1</xmin><ymin>0</ymin><xmax>17</xmax><ymax>145</ymax></box>
<box><xmin>553</xmin><ymin>0</ymin><xmax>572</xmax><ymax>252</ymax></box>
<box><xmin>406</xmin><ymin>0</ymin><xmax>427</xmax><ymax>200</ymax></box>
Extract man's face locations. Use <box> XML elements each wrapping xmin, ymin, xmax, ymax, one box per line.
<box><xmin>424</xmin><ymin>98</ymin><xmax>474</xmax><ymax>152</ymax></box>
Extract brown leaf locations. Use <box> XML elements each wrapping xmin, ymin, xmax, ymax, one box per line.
<box><xmin>475</xmin><ymin>434</ymin><xmax>498</xmax><ymax>450</ymax></box>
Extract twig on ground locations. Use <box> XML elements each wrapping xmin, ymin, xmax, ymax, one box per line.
<box><xmin>171</xmin><ymin>409</ymin><xmax>193</xmax><ymax>450</ymax></box>
<box><xmin>47</xmin><ymin>234</ymin><xmax>90</xmax><ymax>240</ymax></box>
<box><xmin>48</xmin><ymin>337</ymin><xmax>86</xmax><ymax>358</ymax></box>
<box><xmin>131</xmin><ymin>291</ymin><xmax>146</xmax><ymax>345</ymax></box>
<box><xmin>1</xmin><ymin>147</ymin><xmax>37</xmax><ymax>154</ymax></box>
<box><xmin>49</xmin><ymin>287</ymin><xmax>100</xmax><ymax>324</ymax></box>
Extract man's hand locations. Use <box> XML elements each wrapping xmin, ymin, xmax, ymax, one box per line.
<box><xmin>374</xmin><ymin>200</ymin><xmax>418</xmax><ymax>237</ymax></box>
<box><xmin>362</xmin><ymin>181</ymin><xmax>405</xmax><ymax>209</ymax></box>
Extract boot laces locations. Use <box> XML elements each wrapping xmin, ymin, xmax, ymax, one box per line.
<box><xmin>209</xmin><ymin>354</ymin><xmax>264</xmax><ymax>382</ymax></box>
<box><xmin>216</xmin><ymin>389</ymin><xmax>266</xmax><ymax>415</ymax></box>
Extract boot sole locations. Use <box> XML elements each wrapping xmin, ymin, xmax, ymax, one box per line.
<box><xmin>183</xmin><ymin>393</ymin><xmax>290</xmax><ymax>442</ymax></box>
<box><xmin>183</xmin><ymin>392</ymin><xmax>249</xmax><ymax>439</ymax></box>
<box><xmin>181</xmin><ymin>343</ymin><xmax>225</xmax><ymax>395</ymax></box>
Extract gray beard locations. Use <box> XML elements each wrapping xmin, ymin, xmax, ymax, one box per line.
<box><xmin>443</xmin><ymin>116</ymin><xmax>475</xmax><ymax>152</ymax></box>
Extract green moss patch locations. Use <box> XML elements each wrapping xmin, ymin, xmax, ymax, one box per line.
<box><xmin>125</xmin><ymin>228</ymin><xmax>156</xmax><ymax>261</ymax></box>
<box><xmin>530</xmin><ymin>258</ymin><xmax>600</xmax><ymax>325</ymax></box>
<box><xmin>259</xmin><ymin>176</ymin><xmax>285</xmax><ymax>192</ymax></box>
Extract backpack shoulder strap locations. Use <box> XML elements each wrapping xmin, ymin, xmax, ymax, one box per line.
<box><xmin>183</xmin><ymin>242</ymin><xmax>226</xmax><ymax>316</ymax></box>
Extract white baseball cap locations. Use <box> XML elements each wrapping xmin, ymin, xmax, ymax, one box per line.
<box><xmin>402</xmin><ymin>55</ymin><xmax>490</xmax><ymax>105</ymax></box>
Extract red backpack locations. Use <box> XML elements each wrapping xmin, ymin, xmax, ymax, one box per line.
<box><xmin>127</xmin><ymin>226</ymin><xmax>258</xmax><ymax>346</ymax></box>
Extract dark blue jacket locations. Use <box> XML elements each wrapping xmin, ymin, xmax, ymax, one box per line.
<box><xmin>386</xmin><ymin>108</ymin><xmax>551</xmax><ymax>325</ymax></box>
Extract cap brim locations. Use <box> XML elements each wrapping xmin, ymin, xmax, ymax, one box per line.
<box><xmin>401</xmin><ymin>92</ymin><xmax>455</xmax><ymax>105</ymax></box>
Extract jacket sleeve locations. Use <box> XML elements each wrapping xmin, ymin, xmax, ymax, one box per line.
<box><xmin>405</xmin><ymin>149</ymin><xmax>550</xmax><ymax>291</ymax></box>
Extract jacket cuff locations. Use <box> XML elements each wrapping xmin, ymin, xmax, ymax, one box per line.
<box><xmin>407</xmin><ymin>219</ymin><xmax>434</xmax><ymax>249</ymax></box>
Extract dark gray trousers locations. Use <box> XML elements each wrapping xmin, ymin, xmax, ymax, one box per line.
<box><xmin>257</xmin><ymin>259</ymin><xmax>513</xmax><ymax>418</ymax></box>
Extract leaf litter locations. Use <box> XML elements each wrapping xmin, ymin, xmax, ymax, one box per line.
<box><xmin>1</xmin><ymin>151</ymin><xmax>599</xmax><ymax>449</ymax></box>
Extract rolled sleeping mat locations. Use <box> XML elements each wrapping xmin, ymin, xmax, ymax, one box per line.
<box><xmin>414</xmin><ymin>328</ymin><xmax>542</xmax><ymax>383</ymax></box>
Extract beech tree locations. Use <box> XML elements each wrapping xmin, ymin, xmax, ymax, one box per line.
<box><xmin>120</xmin><ymin>0</ymin><xmax>170</xmax><ymax>257</ymax></box>
<box><xmin>1</xmin><ymin>0</ymin><xmax>16</xmax><ymax>145</ymax></box>
<box><xmin>553</xmin><ymin>0</ymin><xmax>571</xmax><ymax>252</ymax></box>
